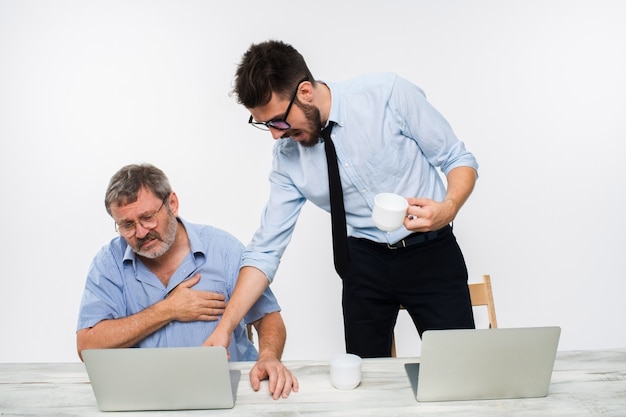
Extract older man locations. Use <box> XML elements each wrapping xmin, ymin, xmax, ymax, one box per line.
<box><xmin>77</xmin><ymin>163</ymin><xmax>297</xmax><ymax>400</ymax></box>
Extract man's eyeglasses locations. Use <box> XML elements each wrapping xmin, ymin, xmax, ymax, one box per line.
<box><xmin>248</xmin><ymin>78</ymin><xmax>309</xmax><ymax>131</ymax></box>
<box><xmin>114</xmin><ymin>198</ymin><xmax>167</xmax><ymax>237</ymax></box>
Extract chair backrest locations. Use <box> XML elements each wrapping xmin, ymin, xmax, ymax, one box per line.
<box><xmin>468</xmin><ymin>274</ymin><xmax>498</xmax><ymax>328</ymax></box>
<box><xmin>391</xmin><ymin>274</ymin><xmax>497</xmax><ymax>357</ymax></box>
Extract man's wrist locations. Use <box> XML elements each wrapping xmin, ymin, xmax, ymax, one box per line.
<box><xmin>257</xmin><ymin>351</ymin><xmax>281</xmax><ymax>362</ymax></box>
<box><xmin>442</xmin><ymin>198</ymin><xmax>459</xmax><ymax>221</ymax></box>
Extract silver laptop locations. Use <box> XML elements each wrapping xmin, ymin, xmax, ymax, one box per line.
<box><xmin>405</xmin><ymin>326</ymin><xmax>561</xmax><ymax>402</ymax></box>
<box><xmin>83</xmin><ymin>346</ymin><xmax>240</xmax><ymax>411</ymax></box>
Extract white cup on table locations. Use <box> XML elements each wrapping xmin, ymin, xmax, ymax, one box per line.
<box><xmin>372</xmin><ymin>193</ymin><xmax>409</xmax><ymax>232</ymax></box>
<box><xmin>330</xmin><ymin>353</ymin><xmax>362</xmax><ymax>390</ymax></box>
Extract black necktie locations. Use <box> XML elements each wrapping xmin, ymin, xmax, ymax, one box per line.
<box><xmin>321</xmin><ymin>121</ymin><xmax>350</xmax><ymax>276</ymax></box>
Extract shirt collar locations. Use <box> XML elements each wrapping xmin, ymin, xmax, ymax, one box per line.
<box><xmin>323</xmin><ymin>80</ymin><xmax>344</xmax><ymax>129</ymax></box>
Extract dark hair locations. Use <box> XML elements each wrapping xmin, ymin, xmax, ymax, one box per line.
<box><xmin>232</xmin><ymin>40</ymin><xmax>315</xmax><ymax>108</ymax></box>
<box><xmin>104</xmin><ymin>163</ymin><xmax>172</xmax><ymax>215</ymax></box>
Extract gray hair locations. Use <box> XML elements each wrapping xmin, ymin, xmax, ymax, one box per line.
<box><xmin>105</xmin><ymin>163</ymin><xmax>172</xmax><ymax>215</ymax></box>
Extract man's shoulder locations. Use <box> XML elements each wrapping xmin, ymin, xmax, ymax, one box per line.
<box><xmin>94</xmin><ymin>236</ymin><xmax>127</xmax><ymax>263</ymax></box>
<box><xmin>328</xmin><ymin>72</ymin><xmax>414</xmax><ymax>110</ymax></box>
<box><xmin>183</xmin><ymin>220</ymin><xmax>244</xmax><ymax>251</ymax></box>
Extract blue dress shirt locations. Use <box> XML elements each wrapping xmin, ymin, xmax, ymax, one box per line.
<box><xmin>77</xmin><ymin>218</ymin><xmax>281</xmax><ymax>361</ymax></box>
<box><xmin>241</xmin><ymin>73</ymin><xmax>479</xmax><ymax>282</ymax></box>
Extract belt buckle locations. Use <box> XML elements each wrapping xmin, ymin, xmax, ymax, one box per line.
<box><xmin>387</xmin><ymin>239</ymin><xmax>406</xmax><ymax>250</ymax></box>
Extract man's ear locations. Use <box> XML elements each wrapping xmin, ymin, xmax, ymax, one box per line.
<box><xmin>298</xmin><ymin>80</ymin><xmax>314</xmax><ymax>103</ymax></box>
<box><xmin>168</xmin><ymin>192</ymin><xmax>180</xmax><ymax>216</ymax></box>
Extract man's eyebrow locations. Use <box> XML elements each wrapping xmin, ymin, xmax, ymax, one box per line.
<box><xmin>115</xmin><ymin>208</ymin><xmax>153</xmax><ymax>223</ymax></box>
<box><xmin>254</xmin><ymin>112</ymin><xmax>284</xmax><ymax>123</ymax></box>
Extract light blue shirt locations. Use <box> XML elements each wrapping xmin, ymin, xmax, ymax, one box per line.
<box><xmin>77</xmin><ymin>218</ymin><xmax>280</xmax><ymax>361</ymax></box>
<box><xmin>242</xmin><ymin>72</ymin><xmax>479</xmax><ymax>282</ymax></box>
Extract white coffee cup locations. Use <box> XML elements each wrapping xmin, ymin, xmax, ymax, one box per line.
<box><xmin>330</xmin><ymin>353</ymin><xmax>362</xmax><ymax>390</ymax></box>
<box><xmin>372</xmin><ymin>193</ymin><xmax>409</xmax><ymax>232</ymax></box>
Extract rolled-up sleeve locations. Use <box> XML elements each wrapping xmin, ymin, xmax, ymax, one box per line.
<box><xmin>241</xmin><ymin>143</ymin><xmax>307</xmax><ymax>282</ymax></box>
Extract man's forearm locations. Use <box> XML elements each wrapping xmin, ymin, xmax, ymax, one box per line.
<box><xmin>76</xmin><ymin>301</ymin><xmax>173</xmax><ymax>359</ymax></box>
<box><xmin>254</xmin><ymin>311</ymin><xmax>287</xmax><ymax>361</ymax></box>
<box><xmin>218</xmin><ymin>266</ymin><xmax>270</xmax><ymax>334</ymax></box>
<box><xmin>443</xmin><ymin>166</ymin><xmax>477</xmax><ymax>219</ymax></box>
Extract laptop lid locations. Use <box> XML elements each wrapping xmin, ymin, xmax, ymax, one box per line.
<box><xmin>83</xmin><ymin>346</ymin><xmax>240</xmax><ymax>411</ymax></box>
<box><xmin>405</xmin><ymin>326</ymin><xmax>561</xmax><ymax>402</ymax></box>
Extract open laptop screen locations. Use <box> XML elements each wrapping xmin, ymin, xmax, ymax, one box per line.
<box><xmin>83</xmin><ymin>346</ymin><xmax>239</xmax><ymax>411</ymax></box>
<box><xmin>405</xmin><ymin>326</ymin><xmax>561</xmax><ymax>402</ymax></box>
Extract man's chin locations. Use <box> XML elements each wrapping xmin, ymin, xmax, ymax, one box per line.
<box><xmin>136</xmin><ymin>247</ymin><xmax>167</xmax><ymax>259</ymax></box>
<box><xmin>296</xmin><ymin>136</ymin><xmax>320</xmax><ymax>148</ymax></box>
<box><xmin>135</xmin><ymin>240</ymin><xmax>166</xmax><ymax>259</ymax></box>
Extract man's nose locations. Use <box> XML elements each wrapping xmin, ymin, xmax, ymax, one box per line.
<box><xmin>269</xmin><ymin>127</ymin><xmax>285</xmax><ymax>140</ymax></box>
<box><xmin>134</xmin><ymin>224</ymin><xmax>152</xmax><ymax>239</ymax></box>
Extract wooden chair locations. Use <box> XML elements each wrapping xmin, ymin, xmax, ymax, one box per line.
<box><xmin>391</xmin><ymin>274</ymin><xmax>497</xmax><ymax>357</ymax></box>
<box><xmin>468</xmin><ymin>274</ymin><xmax>498</xmax><ymax>329</ymax></box>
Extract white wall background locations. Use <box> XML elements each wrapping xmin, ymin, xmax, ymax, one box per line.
<box><xmin>1</xmin><ymin>0</ymin><xmax>625</xmax><ymax>363</ymax></box>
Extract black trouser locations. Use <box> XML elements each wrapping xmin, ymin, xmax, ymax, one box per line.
<box><xmin>341</xmin><ymin>226</ymin><xmax>475</xmax><ymax>358</ymax></box>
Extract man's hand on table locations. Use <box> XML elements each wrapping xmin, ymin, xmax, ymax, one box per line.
<box><xmin>250</xmin><ymin>356</ymin><xmax>299</xmax><ymax>400</ymax></box>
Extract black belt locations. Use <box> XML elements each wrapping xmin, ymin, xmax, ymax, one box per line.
<box><xmin>385</xmin><ymin>225</ymin><xmax>452</xmax><ymax>249</ymax></box>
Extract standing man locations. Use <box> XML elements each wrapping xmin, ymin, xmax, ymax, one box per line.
<box><xmin>77</xmin><ymin>163</ymin><xmax>298</xmax><ymax>400</ymax></box>
<box><xmin>206</xmin><ymin>40</ymin><xmax>478</xmax><ymax>358</ymax></box>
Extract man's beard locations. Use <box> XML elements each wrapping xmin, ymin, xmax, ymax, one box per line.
<box><xmin>133</xmin><ymin>212</ymin><xmax>178</xmax><ymax>259</ymax></box>
<box><xmin>283</xmin><ymin>101</ymin><xmax>324</xmax><ymax>148</ymax></box>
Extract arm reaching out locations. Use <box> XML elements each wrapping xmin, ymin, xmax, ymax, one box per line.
<box><xmin>203</xmin><ymin>266</ymin><xmax>269</xmax><ymax>349</ymax></box>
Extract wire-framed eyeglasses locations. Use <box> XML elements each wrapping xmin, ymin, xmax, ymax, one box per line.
<box><xmin>114</xmin><ymin>198</ymin><xmax>167</xmax><ymax>237</ymax></box>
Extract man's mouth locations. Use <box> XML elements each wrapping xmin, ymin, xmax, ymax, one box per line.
<box><xmin>141</xmin><ymin>237</ymin><xmax>155</xmax><ymax>245</ymax></box>
<box><xmin>137</xmin><ymin>233</ymin><xmax>159</xmax><ymax>248</ymax></box>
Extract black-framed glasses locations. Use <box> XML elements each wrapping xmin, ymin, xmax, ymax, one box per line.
<box><xmin>248</xmin><ymin>78</ymin><xmax>309</xmax><ymax>131</ymax></box>
<box><xmin>114</xmin><ymin>197</ymin><xmax>167</xmax><ymax>237</ymax></box>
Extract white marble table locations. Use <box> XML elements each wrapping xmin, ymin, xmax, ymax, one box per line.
<box><xmin>1</xmin><ymin>349</ymin><xmax>625</xmax><ymax>416</ymax></box>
